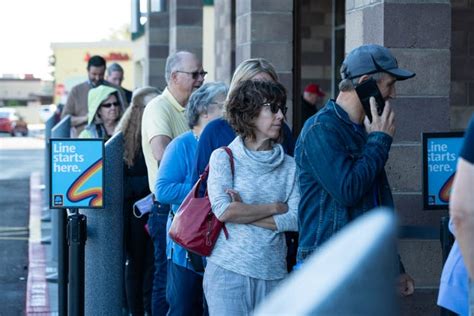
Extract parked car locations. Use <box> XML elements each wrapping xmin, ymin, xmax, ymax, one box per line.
<box><xmin>0</xmin><ymin>108</ymin><xmax>28</xmax><ymax>136</ymax></box>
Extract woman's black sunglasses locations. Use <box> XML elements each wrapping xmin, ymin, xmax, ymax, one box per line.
<box><xmin>262</xmin><ymin>102</ymin><xmax>288</xmax><ymax>116</ymax></box>
<box><xmin>101</xmin><ymin>101</ymin><xmax>120</xmax><ymax>108</ymax></box>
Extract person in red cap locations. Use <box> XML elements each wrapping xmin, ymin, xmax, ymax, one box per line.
<box><xmin>302</xmin><ymin>83</ymin><xmax>325</xmax><ymax>122</ymax></box>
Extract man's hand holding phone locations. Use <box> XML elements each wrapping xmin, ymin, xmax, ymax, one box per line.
<box><xmin>364</xmin><ymin>97</ymin><xmax>395</xmax><ymax>138</ymax></box>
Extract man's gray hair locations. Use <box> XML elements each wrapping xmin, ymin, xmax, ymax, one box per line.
<box><xmin>185</xmin><ymin>82</ymin><xmax>228</xmax><ymax>129</ymax></box>
<box><xmin>339</xmin><ymin>66</ymin><xmax>386</xmax><ymax>92</ymax></box>
<box><xmin>107</xmin><ymin>63</ymin><xmax>124</xmax><ymax>76</ymax></box>
<box><xmin>165</xmin><ymin>51</ymin><xmax>193</xmax><ymax>84</ymax></box>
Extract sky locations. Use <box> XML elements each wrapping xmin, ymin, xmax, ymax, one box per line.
<box><xmin>0</xmin><ymin>0</ymin><xmax>131</xmax><ymax>80</ymax></box>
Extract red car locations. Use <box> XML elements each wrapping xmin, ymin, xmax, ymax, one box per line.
<box><xmin>0</xmin><ymin>108</ymin><xmax>28</xmax><ymax>136</ymax></box>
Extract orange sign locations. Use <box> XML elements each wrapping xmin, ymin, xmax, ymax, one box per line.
<box><xmin>84</xmin><ymin>52</ymin><xmax>130</xmax><ymax>62</ymax></box>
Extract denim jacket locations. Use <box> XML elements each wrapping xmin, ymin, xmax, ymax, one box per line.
<box><xmin>295</xmin><ymin>99</ymin><xmax>394</xmax><ymax>262</ymax></box>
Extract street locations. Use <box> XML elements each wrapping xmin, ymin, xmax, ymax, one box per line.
<box><xmin>0</xmin><ymin>135</ymin><xmax>44</xmax><ymax>315</ymax></box>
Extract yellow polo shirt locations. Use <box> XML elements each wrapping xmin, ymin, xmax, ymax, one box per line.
<box><xmin>141</xmin><ymin>87</ymin><xmax>190</xmax><ymax>193</ymax></box>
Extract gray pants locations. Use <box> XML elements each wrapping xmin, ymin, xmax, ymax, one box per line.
<box><xmin>203</xmin><ymin>261</ymin><xmax>281</xmax><ymax>316</ymax></box>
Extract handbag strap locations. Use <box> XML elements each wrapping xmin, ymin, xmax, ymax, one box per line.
<box><xmin>200</xmin><ymin>146</ymin><xmax>235</xmax><ymax>182</ymax></box>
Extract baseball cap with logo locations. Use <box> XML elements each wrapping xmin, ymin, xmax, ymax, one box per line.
<box><xmin>341</xmin><ymin>44</ymin><xmax>415</xmax><ymax>81</ymax></box>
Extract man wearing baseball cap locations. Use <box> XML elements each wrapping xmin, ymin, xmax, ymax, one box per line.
<box><xmin>302</xmin><ymin>83</ymin><xmax>326</xmax><ymax>122</ymax></box>
<box><xmin>295</xmin><ymin>44</ymin><xmax>415</xmax><ymax>296</ymax></box>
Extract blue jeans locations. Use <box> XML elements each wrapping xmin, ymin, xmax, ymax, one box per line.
<box><xmin>166</xmin><ymin>260</ymin><xmax>204</xmax><ymax>316</ymax></box>
<box><xmin>148</xmin><ymin>202</ymin><xmax>170</xmax><ymax>316</ymax></box>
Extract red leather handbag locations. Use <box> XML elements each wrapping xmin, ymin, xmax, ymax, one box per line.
<box><xmin>168</xmin><ymin>147</ymin><xmax>234</xmax><ymax>257</ymax></box>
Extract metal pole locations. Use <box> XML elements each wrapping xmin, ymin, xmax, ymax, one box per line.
<box><xmin>67</xmin><ymin>209</ymin><xmax>87</xmax><ymax>316</ymax></box>
<box><xmin>51</xmin><ymin>116</ymin><xmax>71</xmax><ymax>316</ymax></box>
<box><xmin>58</xmin><ymin>210</ymin><xmax>68</xmax><ymax>316</ymax></box>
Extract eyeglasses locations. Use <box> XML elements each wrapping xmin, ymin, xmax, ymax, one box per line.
<box><xmin>101</xmin><ymin>101</ymin><xmax>120</xmax><ymax>108</ymax></box>
<box><xmin>176</xmin><ymin>70</ymin><xmax>208</xmax><ymax>80</ymax></box>
<box><xmin>262</xmin><ymin>102</ymin><xmax>288</xmax><ymax>116</ymax></box>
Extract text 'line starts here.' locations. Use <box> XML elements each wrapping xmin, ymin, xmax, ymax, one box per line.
<box><xmin>427</xmin><ymin>142</ymin><xmax>457</xmax><ymax>173</ymax></box>
<box><xmin>52</xmin><ymin>142</ymin><xmax>85</xmax><ymax>173</ymax></box>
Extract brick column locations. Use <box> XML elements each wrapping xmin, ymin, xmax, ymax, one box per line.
<box><xmin>214</xmin><ymin>0</ymin><xmax>235</xmax><ymax>84</ymax></box>
<box><xmin>169</xmin><ymin>0</ymin><xmax>203</xmax><ymax>60</ymax></box>
<box><xmin>235</xmin><ymin>0</ymin><xmax>294</xmax><ymax>125</ymax></box>
<box><xmin>146</xmin><ymin>11</ymin><xmax>169</xmax><ymax>89</ymax></box>
<box><xmin>346</xmin><ymin>0</ymin><xmax>451</xmax><ymax>292</ymax></box>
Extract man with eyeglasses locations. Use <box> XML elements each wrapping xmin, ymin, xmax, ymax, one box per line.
<box><xmin>141</xmin><ymin>50</ymin><xmax>205</xmax><ymax>316</ymax></box>
<box><xmin>295</xmin><ymin>44</ymin><xmax>416</xmax><ymax>297</ymax></box>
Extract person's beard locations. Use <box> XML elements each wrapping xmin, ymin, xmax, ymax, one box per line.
<box><xmin>91</xmin><ymin>79</ymin><xmax>104</xmax><ymax>88</ymax></box>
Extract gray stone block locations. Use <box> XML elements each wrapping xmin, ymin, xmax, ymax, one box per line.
<box><xmin>172</xmin><ymin>27</ymin><xmax>203</xmax><ymax>55</ymax></box>
<box><xmin>392</xmin><ymin>49</ymin><xmax>450</xmax><ymax>97</ymax></box>
<box><xmin>148</xmin><ymin>76</ymin><xmax>167</xmax><ymax>91</ymax></box>
<box><xmin>301</xmin><ymin>38</ymin><xmax>325</xmax><ymax>52</ymax></box>
<box><xmin>149</xmin><ymin>59</ymin><xmax>167</xmax><ymax>76</ymax></box>
<box><xmin>390</xmin><ymin>97</ymin><xmax>450</xmax><ymax>142</ymax></box>
<box><xmin>384</xmin><ymin>3</ymin><xmax>450</xmax><ymax>49</ymax></box>
<box><xmin>301</xmin><ymin>51</ymin><xmax>332</xmax><ymax>66</ymax></box>
<box><xmin>301</xmin><ymin>65</ymin><xmax>324</xmax><ymax>79</ymax></box>
<box><xmin>452</xmin><ymin>56</ymin><xmax>474</xmax><ymax>81</ymax></box>
<box><xmin>236</xmin><ymin>43</ymin><xmax>251</xmax><ymax>64</ymax></box>
<box><xmin>361</xmin><ymin>4</ymin><xmax>384</xmax><ymax>44</ymax></box>
<box><xmin>385</xmin><ymin>145</ymin><xmax>422</xmax><ymax>192</ymax></box>
<box><xmin>345</xmin><ymin>9</ymin><xmax>365</xmax><ymax>51</ymax></box>
<box><xmin>450</xmin><ymin>106</ymin><xmax>474</xmax><ymax>130</ymax></box>
<box><xmin>148</xmin><ymin>30</ymin><xmax>169</xmax><ymax>46</ymax></box>
<box><xmin>148</xmin><ymin>45</ymin><xmax>169</xmax><ymax>59</ymax></box>
<box><xmin>250</xmin><ymin>43</ymin><xmax>293</xmax><ymax>71</ymax></box>
<box><xmin>171</xmin><ymin>0</ymin><xmax>202</xmax><ymax>9</ymax></box>
<box><xmin>251</xmin><ymin>13</ymin><xmax>293</xmax><ymax>42</ymax></box>
<box><xmin>398</xmin><ymin>239</ymin><xmax>442</xmax><ymax>288</ymax></box>
<box><xmin>469</xmin><ymin>82</ymin><xmax>474</xmax><ymax>105</ymax></box>
<box><xmin>452</xmin><ymin>31</ymin><xmax>469</xmax><ymax>57</ymax></box>
<box><xmin>176</xmin><ymin>8</ymin><xmax>203</xmax><ymax>26</ymax></box>
<box><xmin>301</xmin><ymin>12</ymin><xmax>326</xmax><ymax>25</ymax></box>
<box><xmin>148</xmin><ymin>12</ymin><xmax>169</xmax><ymax>28</ymax></box>
<box><xmin>469</xmin><ymin>32</ymin><xmax>474</xmax><ymax>56</ymax></box>
<box><xmin>236</xmin><ymin>0</ymin><xmax>251</xmax><ymax>16</ymax></box>
<box><xmin>278</xmin><ymin>72</ymin><xmax>293</xmax><ymax>99</ymax></box>
<box><xmin>236</xmin><ymin>13</ymin><xmax>251</xmax><ymax>44</ymax></box>
<box><xmin>393</xmin><ymin>193</ymin><xmax>448</xmax><ymax>226</ymax></box>
<box><xmin>251</xmin><ymin>0</ymin><xmax>293</xmax><ymax>12</ymax></box>
<box><xmin>451</xmin><ymin>81</ymin><xmax>468</xmax><ymax>106</ymax></box>
<box><xmin>452</xmin><ymin>7</ymin><xmax>474</xmax><ymax>31</ymax></box>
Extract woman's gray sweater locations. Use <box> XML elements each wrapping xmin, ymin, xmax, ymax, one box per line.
<box><xmin>207</xmin><ymin>136</ymin><xmax>299</xmax><ymax>280</ymax></box>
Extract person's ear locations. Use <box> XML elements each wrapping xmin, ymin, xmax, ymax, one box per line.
<box><xmin>171</xmin><ymin>71</ymin><xmax>179</xmax><ymax>84</ymax></box>
<box><xmin>357</xmin><ymin>74</ymin><xmax>370</xmax><ymax>84</ymax></box>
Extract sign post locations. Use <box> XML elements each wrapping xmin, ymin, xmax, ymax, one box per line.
<box><xmin>50</xmin><ymin>138</ymin><xmax>104</xmax><ymax>316</ymax></box>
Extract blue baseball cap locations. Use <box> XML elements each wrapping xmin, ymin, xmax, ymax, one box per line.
<box><xmin>341</xmin><ymin>44</ymin><xmax>415</xmax><ymax>81</ymax></box>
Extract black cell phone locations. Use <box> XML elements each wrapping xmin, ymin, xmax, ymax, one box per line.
<box><xmin>355</xmin><ymin>78</ymin><xmax>385</xmax><ymax>122</ymax></box>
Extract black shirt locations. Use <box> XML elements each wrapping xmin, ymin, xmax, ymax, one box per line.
<box><xmin>301</xmin><ymin>96</ymin><xmax>318</xmax><ymax>123</ymax></box>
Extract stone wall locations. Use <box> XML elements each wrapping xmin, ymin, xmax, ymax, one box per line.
<box><xmin>451</xmin><ymin>0</ymin><xmax>474</xmax><ymax>130</ymax></box>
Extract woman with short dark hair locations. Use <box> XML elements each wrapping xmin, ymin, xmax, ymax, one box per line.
<box><xmin>204</xmin><ymin>80</ymin><xmax>299</xmax><ymax>315</ymax></box>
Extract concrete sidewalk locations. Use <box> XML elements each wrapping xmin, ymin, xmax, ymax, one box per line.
<box><xmin>25</xmin><ymin>172</ymin><xmax>58</xmax><ymax>315</ymax></box>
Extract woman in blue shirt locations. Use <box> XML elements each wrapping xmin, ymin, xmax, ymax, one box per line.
<box><xmin>155</xmin><ymin>82</ymin><xmax>228</xmax><ymax>316</ymax></box>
